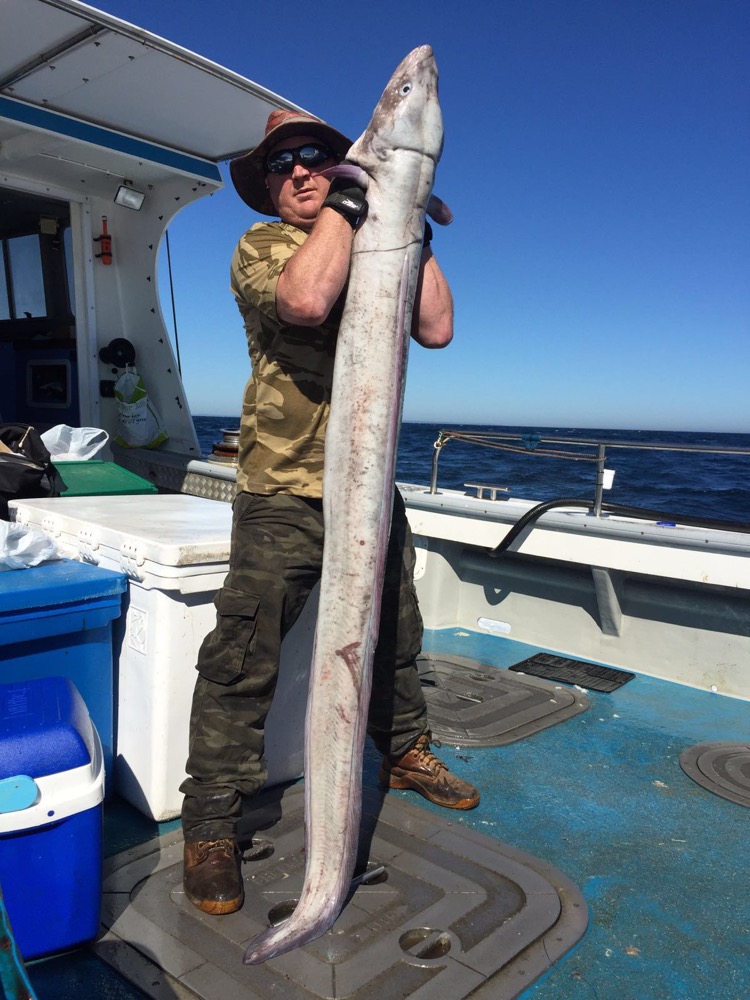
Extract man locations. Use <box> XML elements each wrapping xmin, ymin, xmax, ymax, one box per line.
<box><xmin>181</xmin><ymin>109</ymin><xmax>480</xmax><ymax>916</ymax></box>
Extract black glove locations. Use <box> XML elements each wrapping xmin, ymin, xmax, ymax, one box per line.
<box><xmin>322</xmin><ymin>177</ymin><xmax>368</xmax><ymax>228</ymax></box>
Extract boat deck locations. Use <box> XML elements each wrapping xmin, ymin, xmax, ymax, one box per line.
<box><xmin>24</xmin><ymin>631</ymin><xmax>749</xmax><ymax>1000</ymax></box>
<box><xmin>420</xmin><ymin>630</ymin><xmax>750</xmax><ymax>999</ymax></box>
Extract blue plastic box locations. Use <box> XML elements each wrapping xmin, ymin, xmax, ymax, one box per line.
<box><xmin>0</xmin><ymin>559</ymin><xmax>126</xmax><ymax>785</ymax></box>
<box><xmin>0</xmin><ymin>676</ymin><xmax>105</xmax><ymax>959</ymax></box>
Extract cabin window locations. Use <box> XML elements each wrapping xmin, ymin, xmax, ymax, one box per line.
<box><xmin>1</xmin><ymin>233</ymin><xmax>47</xmax><ymax>319</ymax></box>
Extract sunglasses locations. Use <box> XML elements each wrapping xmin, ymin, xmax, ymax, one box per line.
<box><xmin>265</xmin><ymin>143</ymin><xmax>334</xmax><ymax>175</ymax></box>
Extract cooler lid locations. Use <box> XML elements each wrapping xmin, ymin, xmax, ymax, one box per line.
<box><xmin>0</xmin><ymin>677</ymin><xmax>94</xmax><ymax>777</ymax></box>
<box><xmin>0</xmin><ymin>559</ymin><xmax>126</xmax><ymax>614</ymax></box>
<box><xmin>11</xmin><ymin>494</ymin><xmax>233</xmax><ymax>569</ymax></box>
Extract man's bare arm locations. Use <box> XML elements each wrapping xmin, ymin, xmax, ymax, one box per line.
<box><xmin>276</xmin><ymin>208</ymin><xmax>354</xmax><ymax>326</ymax></box>
<box><xmin>411</xmin><ymin>246</ymin><xmax>454</xmax><ymax>348</ymax></box>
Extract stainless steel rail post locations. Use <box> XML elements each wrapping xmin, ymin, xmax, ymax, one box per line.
<box><xmin>593</xmin><ymin>443</ymin><xmax>606</xmax><ymax>516</ymax></box>
<box><xmin>429</xmin><ymin>433</ymin><xmax>447</xmax><ymax>494</ymax></box>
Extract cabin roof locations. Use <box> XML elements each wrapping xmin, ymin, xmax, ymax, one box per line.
<box><xmin>0</xmin><ymin>0</ymin><xmax>302</xmax><ymax>165</ymax></box>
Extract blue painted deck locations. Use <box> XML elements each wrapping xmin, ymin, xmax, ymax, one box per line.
<box><xmin>417</xmin><ymin>629</ymin><xmax>750</xmax><ymax>999</ymax></box>
<box><xmin>24</xmin><ymin>629</ymin><xmax>750</xmax><ymax>999</ymax></box>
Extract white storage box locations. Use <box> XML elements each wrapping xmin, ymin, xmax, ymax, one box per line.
<box><xmin>11</xmin><ymin>495</ymin><xmax>316</xmax><ymax>821</ymax></box>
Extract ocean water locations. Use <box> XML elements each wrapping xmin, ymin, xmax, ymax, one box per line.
<box><xmin>194</xmin><ymin>418</ymin><xmax>750</xmax><ymax>525</ymax></box>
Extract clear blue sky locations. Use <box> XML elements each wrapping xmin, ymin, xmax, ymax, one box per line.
<box><xmin>101</xmin><ymin>0</ymin><xmax>748</xmax><ymax>432</ymax></box>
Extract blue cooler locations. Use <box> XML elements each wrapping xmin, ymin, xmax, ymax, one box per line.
<box><xmin>0</xmin><ymin>676</ymin><xmax>104</xmax><ymax>959</ymax></box>
<box><xmin>0</xmin><ymin>559</ymin><xmax>125</xmax><ymax>788</ymax></box>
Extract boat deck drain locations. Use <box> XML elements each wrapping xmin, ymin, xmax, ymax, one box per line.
<box><xmin>679</xmin><ymin>742</ymin><xmax>750</xmax><ymax>807</ymax></box>
<box><xmin>418</xmin><ymin>653</ymin><xmax>589</xmax><ymax>747</ymax></box>
<box><xmin>508</xmin><ymin>653</ymin><xmax>635</xmax><ymax>692</ymax></box>
<box><xmin>97</xmin><ymin>783</ymin><xmax>588</xmax><ymax>1000</ymax></box>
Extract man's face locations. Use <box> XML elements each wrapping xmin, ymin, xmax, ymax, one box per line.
<box><xmin>264</xmin><ymin>134</ymin><xmax>336</xmax><ymax>229</ymax></box>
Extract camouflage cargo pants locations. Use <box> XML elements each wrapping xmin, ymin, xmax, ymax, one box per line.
<box><xmin>180</xmin><ymin>489</ymin><xmax>427</xmax><ymax>840</ymax></box>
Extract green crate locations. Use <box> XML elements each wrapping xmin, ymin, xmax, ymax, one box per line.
<box><xmin>56</xmin><ymin>461</ymin><xmax>158</xmax><ymax>497</ymax></box>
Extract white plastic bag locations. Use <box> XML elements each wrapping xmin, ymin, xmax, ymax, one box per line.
<box><xmin>0</xmin><ymin>522</ymin><xmax>59</xmax><ymax>570</ymax></box>
<box><xmin>41</xmin><ymin>424</ymin><xmax>109</xmax><ymax>461</ymax></box>
<box><xmin>114</xmin><ymin>368</ymin><xmax>168</xmax><ymax>449</ymax></box>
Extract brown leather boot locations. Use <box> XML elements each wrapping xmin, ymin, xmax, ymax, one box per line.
<box><xmin>379</xmin><ymin>734</ymin><xmax>480</xmax><ymax>810</ymax></box>
<box><xmin>183</xmin><ymin>838</ymin><xmax>244</xmax><ymax>915</ymax></box>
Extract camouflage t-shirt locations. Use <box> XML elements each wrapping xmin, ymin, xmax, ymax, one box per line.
<box><xmin>230</xmin><ymin>221</ymin><xmax>344</xmax><ymax>498</ymax></box>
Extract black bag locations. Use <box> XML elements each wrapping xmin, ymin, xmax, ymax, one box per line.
<box><xmin>0</xmin><ymin>423</ymin><xmax>62</xmax><ymax>520</ymax></box>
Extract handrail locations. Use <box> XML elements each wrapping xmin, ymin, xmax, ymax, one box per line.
<box><xmin>429</xmin><ymin>429</ymin><xmax>750</xmax><ymax>517</ymax></box>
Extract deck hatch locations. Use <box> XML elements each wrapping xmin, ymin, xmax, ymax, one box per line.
<box><xmin>679</xmin><ymin>742</ymin><xmax>750</xmax><ymax>807</ymax></box>
<box><xmin>96</xmin><ymin>783</ymin><xmax>588</xmax><ymax>999</ymax></box>
<box><xmin>418</xmin><ymin>653</ymin><xmax>589</xmax><ymax>746</ymax></box>
<box><xmin>508</xmin><ymin>653</ymin><xmax>635</xmax><ymax>692</ymax></box>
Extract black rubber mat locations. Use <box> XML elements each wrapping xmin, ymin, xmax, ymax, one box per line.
<box><xmin>96</xmin><ymin>783</ymin><xmax>588</xmax><ymax>999</ymax></box>
<box><xmin>508</xmin><ymin>653</ymin><xmax>635</xmax><ymax>693</ymax></box>
<box><xmin>679</xmin><ymin>742</ymin><xmax>750</xmax><ymax>807</ymax></box>
<box><xmin>418</xmin><ymin>654</ymin><xmax>589</xmax><ymax>746</ymax></box>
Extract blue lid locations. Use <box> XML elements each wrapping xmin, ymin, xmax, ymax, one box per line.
<box><xmin>0</xmin><ymin>677</ymin><xmax>94</xmax><ymax>777</ymax></box>
<box><xmin>0</xmin><ymin>559</ymin><xmax>126</xmax><ymax>615</ymax></box>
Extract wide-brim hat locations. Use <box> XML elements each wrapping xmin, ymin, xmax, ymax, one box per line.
<box><xmin>229</xmin><ymin>109</ymin><xmax>352</xmax><ymax>217</ymax></box>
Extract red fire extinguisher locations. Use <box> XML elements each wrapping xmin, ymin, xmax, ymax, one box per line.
<box><xmin>94</xmin><ymin>216</ymin><xmax>112</xmax><ymax>264</ymax></box>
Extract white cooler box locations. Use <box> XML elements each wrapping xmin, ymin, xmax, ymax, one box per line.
<box><xmin>10</xmin><ymin>494</ymin><xmax>317</xmax><ymax>821</ymax></box>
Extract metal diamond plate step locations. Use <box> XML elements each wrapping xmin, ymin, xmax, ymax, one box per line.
<box><xmin>679</xmin><ymin>742</ymin><xmax>750</xmax><ymax>807</ymax></box>
<box><xmin>418</xmin><ymin>654</ymin><xmax>590</xmax><ymax>747</ymax></box>
<box><xmin>96</xmin><ymin>783</ymin><xmax>588</xmax><ymax>999</ymax></box>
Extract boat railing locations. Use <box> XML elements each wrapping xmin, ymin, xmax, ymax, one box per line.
<box><xmin>429</xmin><ymin>429</ymin><xmax>750</xmax><ymax>519</ymax></box>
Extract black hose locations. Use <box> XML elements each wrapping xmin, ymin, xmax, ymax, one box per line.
<box><xmin>490</xmin><ymin>498</ymin><xmax>750</xmax><ymax>558</ymax></box>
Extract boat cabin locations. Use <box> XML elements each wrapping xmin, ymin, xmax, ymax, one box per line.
<box><xmin>0</xmin><ymin>0</ymin><xmax>297</xmax><ymax>463</ymax></box>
